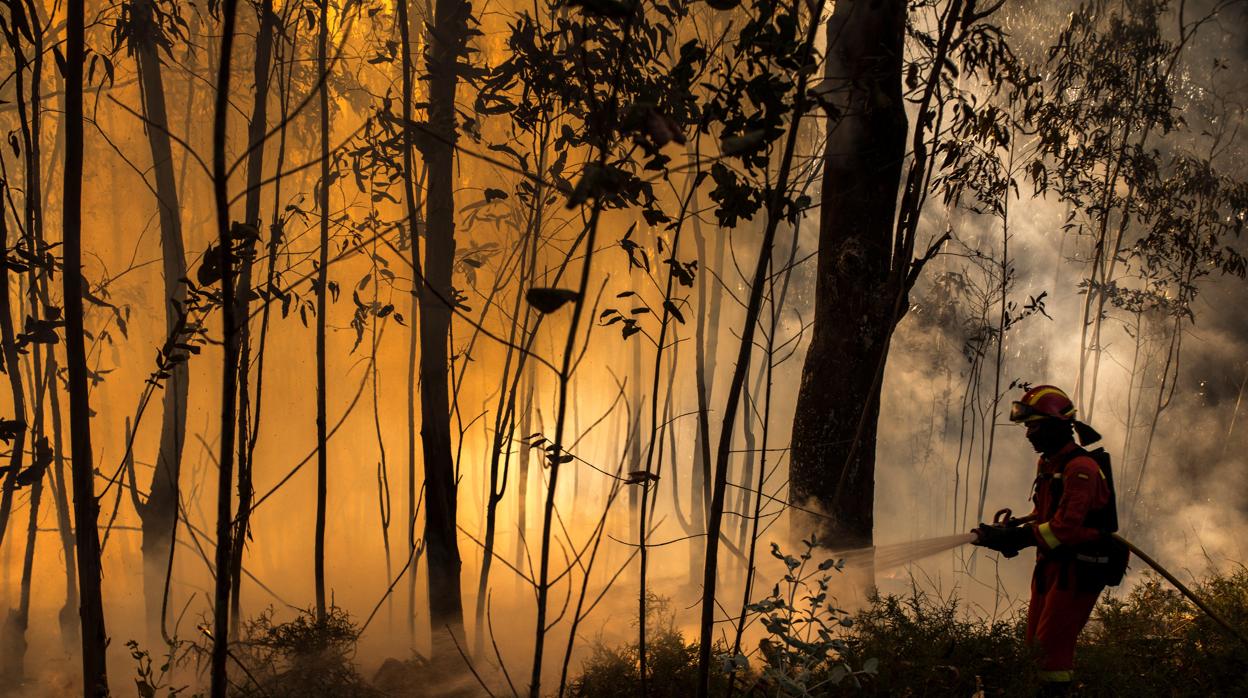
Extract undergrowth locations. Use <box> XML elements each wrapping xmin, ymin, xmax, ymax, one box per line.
<box><xmin>572</xmin><ymin>549</ymin><xmax>1248</xmax><ymax>697</ymax></box>
<box><xmin>129</xmin><ymin>559</ymin><xmax>1248</xmax><ymax>696</ymax></box>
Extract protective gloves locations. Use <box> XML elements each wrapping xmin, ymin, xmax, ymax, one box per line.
<box><xmin>972</xmin><ymin>523</ymin><xmax>1038</xmax><ymax>558</ymax></box>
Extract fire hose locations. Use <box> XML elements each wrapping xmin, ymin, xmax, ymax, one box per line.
<box><xmin>1108</xmin><ymin>532</ymin><xmax>1248</xmax><ymax>648</ymax></box>
<box><xmin>981</xmin><ymin>508</ymin><xmax>1248</xmax><ymax>649</ymax></box>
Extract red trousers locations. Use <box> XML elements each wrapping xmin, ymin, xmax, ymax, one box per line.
<box><xmin>1025</xmin><ymin>559</ymin><xmax>1102</xmax><ymax>682</ymax></box>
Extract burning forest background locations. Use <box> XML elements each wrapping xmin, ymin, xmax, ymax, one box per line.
<box><xmin>1</xmin><ymin>0</ymin><xmax>1247</xmax><ymax>694</ymax></box>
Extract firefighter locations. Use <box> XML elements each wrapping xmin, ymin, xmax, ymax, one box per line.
<box><xmin>972</xmin><ymin>385</ymin><xmax>1128</xmax><ymax>696</ymax></box>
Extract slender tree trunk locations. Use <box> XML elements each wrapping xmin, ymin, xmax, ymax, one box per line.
<box><xmin>0</xmin><ymin>30</ymin><xmax>33</xmax><ymax>551</ymax></box>
<box><xmin>0</xmin><ymin>202</ymin><xmax>28</xmax><ymax>553</ymax></box>
<box><xmin>788</xmin><ymin>0</ymin><xmax>907</xmax><ymax>556</ymax></box>
<box><xmin>130</xmin><ymin>0</ymin><xmax>191</xmax><ymax>644</ymax></box>
<box><xmin>689</xmin><ymin>202</ymin><xmax>713</xmax><ymax>581</ymax></box>
<box><xmin>3</xmin><ymin>440</ymin><xmax>43</xmax><ymax>685</ymax></box>
<box><xmin>209</xmin><ymin>0</ymin><xmax>242</xmax><ymax>691</ymax></box>
<box><xmin>421</xmin><ymin>0</ymin><xmax>469</xmax><ymax>648</ymax></box>
<box><xmin>314</xmin><ymin>0</ymin><xmax>332</xmax><ymax>623</ymax></box>
<box><xmin>515</xmin><ymin>365</ymin><xmax>533</xmax><ymax>585</ymax></box>
<box><xmin>974</xmin><ymin>143</ymin><xmax>1014</xmax><ymax>529</ymax></box>
<box><xmin>228</xmin><ymin>0</ymin><xmax>276</xmax><ymax>636</ymax></box>
<box><xmin>628</xmin><ymin>306</ymin><xmax>642</xmax><ymax>536</ymax></box>
<box><xmin>0</xmin><ymin>221</ymin><xmax>31</xmax><ymax>685</ymax></box>
<box><xmin>697</xmin><ymin>3</ymin><xmax>828</xmax><ymax>690</ymax></box>
<box><xmin>64</xmin><ymin>0</ymin><xmax>111</xmax><ymax>688</ymax></box>
<box><xmin>3</xmin><ymin>24</ymin><xmax>53</xmax><ymax>671</ymax></box>
<box><xmin>35</xmin><ymin>66</ymin><xmax>81</xmax><ymax>653</ymax></box>
<box><xmin>47</xmin><ymin>344</ymin><xmax>79</xmax><ymax>650</ymax></box>
<box><xmin>474</xmin><ymin>208</ymin><xmax>541</xmax><ymax>653</ymax></box>
<box><xmin>2</xmin><ymin>326</ymin><xmax>49</xmax><ymax>685</ymax></box>
<box><xmin>396</xmin><ymin>0</ymin><xmax>424</xmax><ymax>643</ymax></box>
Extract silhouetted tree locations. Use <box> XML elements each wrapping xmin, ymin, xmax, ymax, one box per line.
<box><xmin>64</xmin><ymin>0</ymin><xmax>111</xmax><ymax>690</ymax></box>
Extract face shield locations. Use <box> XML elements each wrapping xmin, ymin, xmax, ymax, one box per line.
<box><xmin>1009</xmin><ymin>401</ymin><xmax>1041</xmax><ymax>423</ymax></box>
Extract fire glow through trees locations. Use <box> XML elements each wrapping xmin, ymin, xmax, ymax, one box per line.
<box><xmin>1</xmin><ymin>0</ymin><xmax>1247</xmax><ymax>695</ymax></box>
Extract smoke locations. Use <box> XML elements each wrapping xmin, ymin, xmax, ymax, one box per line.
<box><xmin>0</xmin><ymin>0</ymin><xmax>1246</xmax><ymax>694</ymax></box>
<box><xmin>869</xmin><ymin>0</ymin><xmax>1248</xmax><ymax>618</ymax></box>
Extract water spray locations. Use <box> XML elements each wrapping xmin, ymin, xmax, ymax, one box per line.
<box><xmin>857</xmin><ymin>520</ymin><xmax>1248</xmax><ymax>649</ymax></box>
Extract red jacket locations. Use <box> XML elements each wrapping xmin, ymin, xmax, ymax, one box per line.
<box><xmin>1028</xmin><ymin>442</ymin><xmax>1111</xmax><ymax>555</ymax></box>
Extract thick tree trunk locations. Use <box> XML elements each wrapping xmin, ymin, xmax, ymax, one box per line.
<box><xmin>788</xmin><ymin>0</ymin><xmax>907</xmax><ymax>557</ymax></box>
<box><xmin>421</xmin><ymin>0</ymin><xmax>469</xmax><ymax>647</ymax></box>
<box><xmin>64</xmin><ymin>0</ymin><xmax>111</xmax><ymax>688</ymax></box>
<box><xmin>131</xmin><ymin>0</ymin><xmax>191</xmax><ymax>644</ymax></box>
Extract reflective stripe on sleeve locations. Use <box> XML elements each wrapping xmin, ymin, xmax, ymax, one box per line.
<box><xmin>1037</xmin><ymin>522</ymin><xmax>1062</xmax><ymax>549</ymax></box>
<box><xmin>1038</xmin><ymin>670</ymin><xmax>1074</xmax><ymax>682</ymax></box>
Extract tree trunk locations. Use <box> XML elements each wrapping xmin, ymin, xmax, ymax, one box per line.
<box><xmin>209</xmin><ymin>0</ymin><xmax>242</xmax><ymax>691</ymax></box>
<box><xmin>228</xmin><ymin>0</ymin><xmax>276</xmax><ymax>637</ymax></box>
<box><xmin>0</xmin><ymin>195</ymin><xmax>28</xmax><ymax>554</ymax></box>
<box><xmin>64</xmin><ymin>0</ymin><xmax>111</xmax><ymax>688</ymax></box>
<box><xmin>0</xmin><ymin>17</ymin><xmax>34</xmax><ymax>552</ymax></box>
<box><xmin>130</xmin><ymin>0</ymin><xmax>191</xmax><ymax>645</ymax></box>
<box><xmin>788</xmin><ymin>0</ymin><xmax>907</xmax><ymax>557</ymax></box>
<box><xmin>397</xmin><ymin>0</ymin><xmax>423</xmax><ymax>644</ymax></box>
<box><xmin>421</xmin><ymin>0</ymin><xmax>469</xmax><ymax>647</ymax></box>
<box><xmin>688</xmin><ymin>200</ymin><xmax>716</xmax><ymax>582</ymax></box>
<box><xmin>696</xmin><ymin>4</ymin><xmax>828</xmax><ymax>690</ymax></box>
<box><xmin>0</xmin><ymin>211</ymin><xmax>35</xmax><ymax>685</ymax></box>
<box><xmin>515</xmin><ymin>365</ymin><xmax>533</xmax><ymax>587</ymax></box>
<box><xmin>314</xmin><ymin>0</ymin><xmax>331</xmax><ymax>623</ymax></box>
<box><xmin>47</xmin><ymin>345</ymin><xmax>80</xmax><ymax>650</ymax></box>
<box><xmin>2</xmin><ymin>346</ymin><xmax>48</xmax><ymax>685</ymax></box>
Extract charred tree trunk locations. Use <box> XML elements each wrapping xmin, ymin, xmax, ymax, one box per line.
<box><xmin>788</xmin><ymin>0</ymin><xmax>907</xmax><ymax>555</ymax></box>
<box><xmin>130</xmin><ymin>0</ymin><xmax>191</xmax><ymax>644</ymax></box>
<box><xmin>64</xmin><ymin>0</ymin><xmax>111</xmax><ymax>688</ymax></box>
<box><xmin>420</xmin><ymin>0</ymin><xmax>469</xmax><ymax>647</ymax></box>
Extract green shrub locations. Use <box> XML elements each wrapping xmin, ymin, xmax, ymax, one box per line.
<box><xmin>568</xmin><ymin>594</ymin><xmax>730</xmax><ymax>698</ymax></box>
<box><xmin>834</xmin><ymin>590</ymin><xmax>1035</xmax><ymax>696</ymax></box>
<box><xmin>1077</xmin><ymin>569</ymin><xmax>1248</xmax><ymax>697</ymax></box>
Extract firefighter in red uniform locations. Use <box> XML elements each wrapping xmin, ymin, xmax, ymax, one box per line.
<box><xmin>972</xmin><ymin>385</ymin><xmax>1128</xmax><ymax>696</ymax></box>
